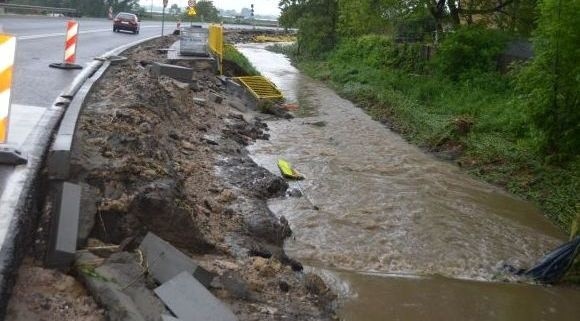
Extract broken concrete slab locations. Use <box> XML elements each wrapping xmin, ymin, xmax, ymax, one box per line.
<box><xmin>154</xmin><ymin>272</ymin><xmax>238</xmax><ymax>321</ymax></box>
<box><xmin>150</xmin><ymin>63</ymin><xmax>194</xmax><ymax>83</ymax></box>
<box><xmin>76</xmin><ymin>252</ymin><xmax>167</xmax><ymax>321</ymax></box>
<box><xmin>46</xmin><ymin>182</ymin><xmax>81</xmax><ymax>269</ymax></box>
<box><xmin>139</xmin><ymin>232</ymin><xmax>214</xmax><ymax>287</ymax></box>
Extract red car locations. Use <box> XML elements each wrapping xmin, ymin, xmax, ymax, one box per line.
<box><xmin>113</xmin><ymin>12</ymin><xmax>140</xmax><ymax>34</ymax></box>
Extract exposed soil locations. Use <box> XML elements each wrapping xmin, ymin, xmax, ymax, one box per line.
<box><xmin>225</xmin><ymin>29</ymin><xmax>296</xmax><ymax>44</ymax></box>
<box><xmin>7</xmin><ymin>35</ymin><xmax>336</xmax><ymax>321</ymax></box>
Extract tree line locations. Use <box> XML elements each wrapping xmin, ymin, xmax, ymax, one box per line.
<box><xmin>10</xmin><ymin>0</ymin><xmax>141</xmax><ymax>17</ymax></box>
<box><xmin>279</xmin><ymin>0</ymin><xmax>578</xmax><ymax>161</ymax></box>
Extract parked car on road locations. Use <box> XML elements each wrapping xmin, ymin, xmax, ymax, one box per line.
<box><xmin>113</xmin><ymin>12</ymin><xmax>140</xmax><ymax>34</ymax></box>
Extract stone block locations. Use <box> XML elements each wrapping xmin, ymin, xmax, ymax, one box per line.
<box><xmin>46</xmin><ymin>182</ymin><xmax>81</xmax><ymax>268</ymax></box>
<box><xmin>139</xmin><ymin>232</ymin><xmax>214</xmax><ymax>287</ymax></box>
<box><xmin>76</xmin><ymin>252</ymin><xmax>167</xmax><ymax>321</ymax></box>
<box><xmin>47</xmin><ymin>134</ymin><xmax>73</xmax><ymax>179</ymax></box>
<box><xmin>154</xmin><ymin>272</ymin><xmax>238</xmax><ymax>321</ymax></box>
<box><xmin>151</xmin><ymin>63</ymin><xmax>194</xmax><ymax>83</ymax></box>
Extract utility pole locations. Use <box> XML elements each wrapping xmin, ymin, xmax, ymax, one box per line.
<box><xmin>162</xmin><ymin>0</ymin><xmax>168</xmax><ymax>36</ymax></box>
<box><xmin>251</xmin><ymin>3</ymin><xmax>255</xmax><ymax>30</ymax></box>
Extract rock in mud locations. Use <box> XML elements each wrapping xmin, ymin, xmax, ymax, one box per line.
<box><xmin>220</xmin><ymin>271</ymin><xmax>252</xmax><ymax>300</ymax></box>
<box><xmin>287</xmin><ymin>188</ymin><xmax>303</xmax><ymax>198</ymax></box>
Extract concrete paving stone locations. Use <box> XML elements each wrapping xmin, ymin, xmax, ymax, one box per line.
<box><xmin>139</xmin><ymin>232</ymin><xmax>214</xmax><ymax>287</ymax></box>
<box><xmin>154</xmin><ymin>272</ymin><xmax>238</xmax><ymax>321</ymax></box>
<box><xmin>47</xmin><ymin>134</ymin><xmax>73</xmax><ymax>179</ymax></box>
<box><xmin>151</xmin><ymin>62</ymin><xmax>194</xmax><ymax>83</ymax></box>
<box><xmin>46</xmin><ymin>182</ymin><xmax>81</xmax><ymax>268</ymax></box>
<box><xmin>76</xmin><ymin>252</ymin><xmax>167</xmax><ymax>321</ymax></box>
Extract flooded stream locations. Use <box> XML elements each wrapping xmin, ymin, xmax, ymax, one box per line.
<box><xmin>237</xmin><ymin>43</ymin><xmax>580</xmax><ymax>321</ymax></box>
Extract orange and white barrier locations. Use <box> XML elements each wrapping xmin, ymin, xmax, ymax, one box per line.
<box><xmin>49</xmin><ymin>20</ymin><xmax>82</xmax><ymax>70</ymax></box>
<box><xmin>0</xmin><ymin>34</ymin><xmax>15</xmax><ymax>144</ymax></box>
<box><xmin>64</xmin><ymin>20</ymin><xmax>78</xmax><ymax>64</ymax></box>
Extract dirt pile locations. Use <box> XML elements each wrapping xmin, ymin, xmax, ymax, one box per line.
<box><xmin>8</xmin><ymin>36</ymin><xmax>335</xmax><ymax>321</ymax></box>
<box><xmin>225</xmin><ymin>29</ymin><xmax>296</xmax><ymax>44</ymax></box>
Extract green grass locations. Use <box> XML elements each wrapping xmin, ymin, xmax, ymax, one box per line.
<box><xmin>278</xmin><ymin>42</ymin><xmax>579</xmax><ymax>233</ymax></box>
<box><xmin>224</xmin><ymin>44</ymin><xmax>260</xmax><ymax>76</ymax></box>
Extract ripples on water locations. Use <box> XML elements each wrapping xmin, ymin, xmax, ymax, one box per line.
<box><xmin>237</xmin><ymin>43</ymin><xmax>580</xmax><ymax>321</ymax></box>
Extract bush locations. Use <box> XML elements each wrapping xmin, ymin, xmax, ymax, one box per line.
<box><xmin>434</xmin><ymin>26</ymin><xmax>510</xmax><ymax>80</ymax></box>
<box><xmin>331</xmin><ymin>35</ymin><xmax>426</xmax><ymax>73</ymax></box>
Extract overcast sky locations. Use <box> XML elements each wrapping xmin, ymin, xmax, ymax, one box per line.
<box><xmin>139</xmin><ymin>0</ymin><xmax>281</xmax><ymax>16</ymax></box>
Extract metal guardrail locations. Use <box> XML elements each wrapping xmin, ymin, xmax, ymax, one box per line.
<box><xmin>0</xmin><ymin>3</ymin><xmax>78</xmax><ymax>15</ymax></box>
<box><xmin>208</xmin><ymin>24</ymin><xmax>223</xmax><ymax>75</ymax></box>
<box><xmin>235</xmin><ymin>76</ymin><xmax>283</xmax><ymax>100</ymax></box>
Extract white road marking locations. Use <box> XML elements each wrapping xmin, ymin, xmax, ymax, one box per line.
<box><xmin>17</xmin><ymin>25</ymin><xmax>160</xmax><ymax>40</ymax></box>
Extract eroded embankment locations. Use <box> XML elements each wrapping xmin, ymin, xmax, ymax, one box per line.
<box><xmin>6</xmin><ymin>36</ymin><xmax>335</xmax><ymax>321</ymax></box>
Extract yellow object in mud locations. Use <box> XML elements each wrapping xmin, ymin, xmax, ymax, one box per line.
<box><xmin>277</xmin><ymin>159</ymin><xmax>304</xmax><ymax>180</ymax></box>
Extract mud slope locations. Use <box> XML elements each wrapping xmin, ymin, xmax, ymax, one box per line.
<box><xmin>65</xmin><ymin>37</ymin><xmax>336</xmax><ymax>320</ymax></box>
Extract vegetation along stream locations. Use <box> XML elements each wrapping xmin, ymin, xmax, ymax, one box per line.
<box><xmin>238</xmin><ymin>43</ymin><xmax>580</xmax><ymax>321</ymax></box>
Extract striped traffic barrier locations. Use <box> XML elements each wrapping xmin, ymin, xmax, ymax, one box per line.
<box><xmin>0</xmin><ymin>34</ymin><xmax>15</xmax><ymax>144</ymax></box>
<box><xmin>173</xmin><ymin>20</ymin><xmax>181</xmax><ymax>35</ymax></box>
<box><xmin>0</xmin><ymin>33</ymin><xmax>27</xmax><ymax>165</ymax></box>
<box><xmin>49</xmin><ymin>20</ymin><xmax>82</xmax><ymax>70</ymax></box>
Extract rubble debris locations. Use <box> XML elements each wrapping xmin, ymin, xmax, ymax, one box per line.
<box><xmin>50</xmin><ymin>35</ymin><xmax>334</xmax><ymax>321</ymax></box>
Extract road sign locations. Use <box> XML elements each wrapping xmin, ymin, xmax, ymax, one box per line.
<box><xmin>187</xmin><ymin>6</ymin><xmax>196</xmax><ymax>16</ymax></box>
<box><xmin>188</xmin><ymin>0</ymin><xmax>196</xmax><ymax>7</ymax></box>
<box><xmin>163</xmin><ymin>0</ymin><xmax>168</xmax><ymax>8</ymax></box>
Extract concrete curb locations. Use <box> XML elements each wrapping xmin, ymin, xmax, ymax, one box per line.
<box><xmin>0</xmin><ymin>34</ymin><xmax>162</xmax><ymax>318</ymax></box>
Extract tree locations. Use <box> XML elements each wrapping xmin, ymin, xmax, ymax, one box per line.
<box><xmin>169</xmin><ymin>3</ymin><xmax>181</xmax><ymax>15</ymax></box>
<box><xmin>279</xmin><ymin>0</ymin><xmax>339</xmax><ymax>56</ymax></box>
<box><xmin>515</xmin><ymin>0</ymin><xmax>580</xmax><ymax>159</ymax></box>
<box><xmin>185</xmin><ymin>0</ymin><xmax>219</xmax><ymax>22</ymax></box>
<box><xmin>424</xmin><ymin>0</ymin><xmax>536</xmax><ymax>34</ymax></box>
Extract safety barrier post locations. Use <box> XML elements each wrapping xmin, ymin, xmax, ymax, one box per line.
<box><xmin>49</xmin><ymin>20</ymin><xmax>82</xmax><ymax>70</ymax></box>
<box><xmin>0</xmin><ymin>33</ymin><xmax>27</xmax><ymax>165</ymax></box>
<box><xmin>208</xmin><ymin>24</ymin><xmax>223</xmax><ymax>75</ymax></box>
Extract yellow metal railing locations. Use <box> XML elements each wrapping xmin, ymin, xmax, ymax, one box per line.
<box><xmin>208</xmin><ymin>24</ymin><xmax>223</xmax><ymax>74</ymax></box>
<box><xmin>235</xmin><ymin>76</ymin><xmax>284</xmax><ymax>100</ymax></box>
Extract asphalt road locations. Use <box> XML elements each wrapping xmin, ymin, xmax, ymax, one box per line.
<box><xmin>1</xmin><ymin>15</ymin><xmax>165</xmax><ymax>107</ymax></box>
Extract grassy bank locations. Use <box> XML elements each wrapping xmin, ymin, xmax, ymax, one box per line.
<box><xmin>224</xmin><ymin>44</ymin><xmax>260</xmax><ymax>76</ymax></box>
<box><xmin>269</xmin><ymin>40</ymin><xmax>579</xmax><ymax>233</ymax></box>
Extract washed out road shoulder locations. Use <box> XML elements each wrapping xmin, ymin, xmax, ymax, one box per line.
<box><xmin>6</xmin><ymin>36</ymin><xmax>336</xmax><ymax>321</ymax></box>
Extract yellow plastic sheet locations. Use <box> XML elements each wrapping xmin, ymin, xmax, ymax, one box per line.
<box><xmin>277</xmin><ymin>159</ymin><xmax>304</xmax><ymax>180</ymax></box>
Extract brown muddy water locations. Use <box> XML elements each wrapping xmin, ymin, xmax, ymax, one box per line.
<box><xmin>237</xmin><ymin>43</ymin><xmax>580</xmax><ymax>321</ymax></box>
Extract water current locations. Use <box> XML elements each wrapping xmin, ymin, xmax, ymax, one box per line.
<box><xmin>237</xmin><ymin>43</ymin><xmax>580</xmax><ymax>321</ymax></box>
